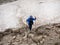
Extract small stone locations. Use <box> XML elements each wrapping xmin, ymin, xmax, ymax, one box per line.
<box><xmin>16</xmin><ymin>39</ymin><xmax>20</xmax><ymax>42</ymax></box>
<box><xmin>50</xmin><ymin>38</ymin><xmax>54</xmax><ymax>40</ymax></box>
<box><xmin>55</xmin><ymin>42</ymin><xmax>60</xmax><ymax>45</ymax></box>
<box><xmin>12</xmin><ymin>36</ymin><xmax>16</xmax><ymax>39</ymax></box>
<box><xmin>0</xmin><ymin>42</ymin><xmax>3</xmax><ymax>45</ymax></box>
<box><xmin>28</xmin><ymin>33</ymin><xmax>34</xmax><ymax>38</ymax></box>
<box><xmin>42</xmin><ymin>38</ymin><xmax>45</xmax><ymax>42</ymax></box>
<box><xmin>40</xmin><ymin>41</ymin><xmax>43</xmax><ymax>44</ymax></box>
<box><xmin>43</xmin><ymin>35</ymin><xmax>47</xmax><ymax>38</ymax></box>
<box><xmin>40</xmin><ymin>38</ymin><xmax>45</xmax><ymax>44</ymax></box>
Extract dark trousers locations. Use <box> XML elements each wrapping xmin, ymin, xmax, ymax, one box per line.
<box><xmin>29</xmin><ymin>24</ymin><xmax>32</xmax><ymax>31</ymax></box>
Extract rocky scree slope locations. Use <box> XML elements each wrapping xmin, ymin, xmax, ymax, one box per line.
<box><xmin>0</xmin><ymin>23</ymin><xmax>60</xmax><ymax>45</ymax></box>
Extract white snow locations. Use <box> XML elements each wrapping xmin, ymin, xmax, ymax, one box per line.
<box><xmin>0</xmin><ymin>0</ymin><xmax>60</xmax><ymax>32</ymax></box>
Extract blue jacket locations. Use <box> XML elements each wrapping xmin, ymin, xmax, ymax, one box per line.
<box><xmin>26</xmin><ymin>16</ymin><xmax>36</xmax><ymax>25</ymax></box>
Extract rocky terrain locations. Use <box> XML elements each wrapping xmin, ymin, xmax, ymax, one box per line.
<box><xmin>0</xmin><ymin>0</ymin><xmax>17</xmax><ymax>5</ymax></box>
<box><xmin>0</xmin><ymin>23</ymin><xmax>60</xmax><ymax>45</ymax></box>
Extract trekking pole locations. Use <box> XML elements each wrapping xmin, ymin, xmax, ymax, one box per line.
<box><xmin>35</xmin><ymin>16</ymin><xmax>36</xmax><ymax>31</ymax></box>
